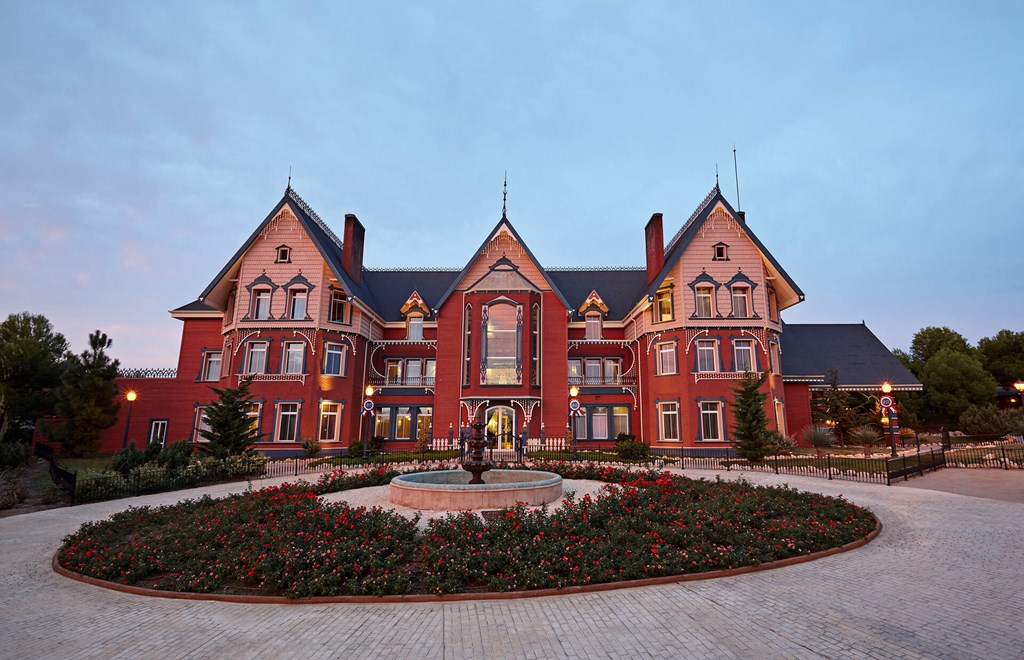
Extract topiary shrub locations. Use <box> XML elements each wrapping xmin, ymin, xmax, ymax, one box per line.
<box><xmin>614</xmin><ymin>433</ymin><xmax>649</xmax><ymax>461</ymax></box>
<box><xmin>958</xmin><ymin>404</ymin><xmax>1010</xmax><ymax>436</ymax></box>
<box><xmin>801</xmin><ymin>426</ymin><xmax>834</xmax><ymax>457</ymax></box>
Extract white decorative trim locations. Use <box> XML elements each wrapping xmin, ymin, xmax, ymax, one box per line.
<box><xmin>240</xmin><ymin>373</ymin><xmax>306</xmax><ymax>385</ymax></box>
<box><xmin>292</xmin><ymin>328</ymin><xmax>319</xmax><ymax>356</ymax></box>
<box><xmin>233</xmin><ymin>329</ymin><xmax>261</xmax><ymax>355</ymax></box>
<box><xmin>511</xmin><ymin>398</ymin><xmax>542</xmax><ymax>424</ymax></box>
<box><xmin>645</xmin><ymin>332</ymin><xmax>663</xmax><ymax>354</ymax></box>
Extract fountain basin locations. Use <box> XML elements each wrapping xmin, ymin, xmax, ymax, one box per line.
<box><xmin>390</xmin><ymin>469</ymin><xmax>563</xmax><ymax>511</ymax></box>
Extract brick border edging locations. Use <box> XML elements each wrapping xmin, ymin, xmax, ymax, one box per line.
<box><xmin>52</xmin><ymin>516</ymin><xmax>881</xmax><ymax>604</ymax></box>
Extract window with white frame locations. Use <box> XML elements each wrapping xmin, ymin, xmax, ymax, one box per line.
<box><xmin>386</xmin><ymin>359</ymin><xmax>402</xmax><ymax>385</ymax></box>
<box><xmin>770</xmin><ymin>342</ymin><xmax>780</xmax><ymax>375</ymax></box>
<box><xmin>424</xmin><ymin>359</ymin><xmax>436</xmax><ymax>385</ymax></box>
<box><xmin>246</xmin><ymin>342</ymin><xmax>268</xmax><ymax>374</ymax></box>
<box><xmin>407</xmin><ymin>314</ymin><xmax>423</xmax><ymax>341</ymax></box>
<box><xmin>276</xmin><ymin>245</ymin><xmax>291</xmax><ymax>263</ymax></box>
<box><xmin>568</xmin><ymin>359</ymin><xmax>582</xmax><ymax>385</ymax></box>
<box><xmin>731</xmin><ymin>286</ymin><xmax>750</xmax><ymax>318</ymax></box>
<box><xmin>655</xmin><ymin>289</ymin><xmax>673</xmax><ymax>322</ymax></box>
<box><xmin>733</xmin><ymin>339</ymin><xmax>754</xmax><ymax>373</ymax></box>
<box><xmin>604</xmin><ymin>359</ymin><xmax>621</xmax><ymax>385</ymax></box>
<box><xmin>252</xmin><ymin>289</ymin><xmax>272</xmax><ymax>320</ymax></box>
<box><xmin>657</xmin><ymin>342</ymin><xmax>677</xmax><ymax>375</ymax></box>
<box><xmin>585</xmin><ymin>312</ymin><xmax>602</xmax><ymax>340</ymax></box>
<box><xmin>283</xmin><ymin>342</ymin><xmax>304</xmax><ymax>374</ymax></box>
<box><xmin>658</xmin><ymin>402</ymin><xmax>679</xmax><ymax>442</ymax></box>
<box><xmin>405</xmin><ymin>359</ymin><xmax>422</xmax><ymax>386</ymax></box>
<box><xmin>700</xmin><ymin>401</ymin><xmax>723</xmax><ymax>441</ymax></box>
<box><xmin>591</xmin><ymin>406</ymin><xmax>609</xmax><ymax>440</ymax></box>
<box><xmin>288</xmin><ymin>288</ymin><xmax>308</xmax><ymax>320</ymax></box>
<box><xmin>416</xmin><ymin>406</ymin><xmax>433</xmax><ymax>442</ymax></box>
<box><xmin>612</xmin><ymin>406</ymin><xmax>630</xmax><ymax>438</ymax></box>
<box><xmin>696</xmin><ymin>339</ymin><xmax>718</xmax><ymax>372</ymax></box>
<box><xmin>329</xmin><ymin>290</ymin><xmax>348</xmax><ymax>323</ymax></box>
<box><xmin>531</xmin><ymin>304</ymin><xmax>541</xmax><ymax>386</ymax></box>
<box><xmin>202</xmin><ymin>351</ymin><xmax>222</xmax><ymax>381</ymax></box>
<box><xmin>276</xmin><ymin>403</ymin><xmax>299</xmax><ymax>441</ymax></box>
<box><xmin>149</xmin><ymin>420</ymin><xmax>168</xmax><ymax>446</ymax></box>
<box><xmin>395</xmin><ymin>407</ymin><xmax>413</xmax><ymax>440</ymax></box>
<box><xmin>323</xmin><ymin>343</ymin><xmax>345</xmax><ymax>376</ymax></box>
<box><xmin>462</xmin><ymin>304</ymin><xmax>472</xmax><ymax>386</ymax></box>
<box><xmin>319</xmin><ymin>402</ymin><xmax>341</xmax><ymax>441</ymax></box>
<box><xmin>584</xmin><ymin>358</ymin><xmax>601</xmax><ymax>384</ymax></box>
<box><xmin>374</xmin><ymin>407</ymin><xmax>392</xmax><ymax>439</ymax></box>
<box><xmin>572</xmin><ymin>411</ymin><xmax>587</xmax><ymax>440</ymax></box>
<box><xmin>483</xmin><ymin>303</ymin><xmax>520</xmax><ymax>385</ymax></box>
<box><xmin>245</xmin><ymin>402</ymin><xmax>261</xmax><ymax>436</ymax></box>
<box><xmin>713</xmin><ymin>243</ymin><xmax>729</xmax><ymax>261</ymax></box>
<box><xmin>193</xmin><ymin>407</ymin><xmax>211</xmax><ymax>443</ymax></box>
<box><xmin>695</xmin><ymin>286</ymin><xmax>714</xmax><ymax>318</ymax></box>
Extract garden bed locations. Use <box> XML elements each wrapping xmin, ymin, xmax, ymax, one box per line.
<box><xmin>56</xmin><ymin>463</ymin><xmax>877</xmax><ymax>599</ymax></box>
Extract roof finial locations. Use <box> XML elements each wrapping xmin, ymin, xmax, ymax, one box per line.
<box><xmin>501</xmin><ymin>170</ymin><xmax>508</xmax><ymax>219</ymax></box>
<box><xmin>733</xmin><ymin>144</ymin><xmax>741</xmax><ymax>211</ymax></box>
<box><xmin>715</xmin><ymin>163</ymin><xmax>719</xmax><ymax>188</ymax></box>
<box><xmin>287</xmin><ymin>166</ymin><xmax>292</xmax><ymax>193</ymax></box>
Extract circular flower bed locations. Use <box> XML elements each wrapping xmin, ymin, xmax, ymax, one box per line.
<box><xmin>57</xmin><ymin>463</ymin><xmax>877</xmax><ymax>598</ymax></box>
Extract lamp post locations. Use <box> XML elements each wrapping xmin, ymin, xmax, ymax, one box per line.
<box><xmin>568</xmin><ymin>386</ymin><xmax>580</xmax><ymax>460</ymax></box>
<box><xmin>121</xmin><ymin>390</ymin><xmax>137</xmax><ymax>449</ymax></box>
<box><xmin>362</xmin><ymin>385</ymin><xmax>375</xmax><ymax>461</ymax></box>
<box><xmin>1014</xmin><ymin>380</ymin><xmax>1024</xmax><ymax>411</ymax></box>
<box><xmin>880</xmin><ymin>381</ymin><xmax>899</xmax><ymax>457</ymax></box>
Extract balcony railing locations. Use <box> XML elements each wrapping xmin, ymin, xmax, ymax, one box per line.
<box><xmin>568</xmin><ymin>375</ymin><xmax>637</xmax><ymax>387</ymax></box>
<box><xmin>369</xmin><ymin>375</ymin><xmax>437</xmax><ymax>387</ymax></box>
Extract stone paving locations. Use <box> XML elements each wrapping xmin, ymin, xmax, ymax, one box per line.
<box><xmin>1</xmin><ymin>469</ymin><xmax>1022</xmax><ymax>659</ymax></box>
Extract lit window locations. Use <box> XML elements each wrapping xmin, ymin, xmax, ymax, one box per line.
<box><xmin>700</xmin><ymin>402</ymin><xmax>722</xmax><ymax>441</ymax></box>
<box><xmin>395</xmin><ymin>407</ymin><xmax>412</xmax><ymax>440</ymax></box>
<box><xmin>585</xmin><ymin>312</ymin><xmax>602</xmax><ymax>340</ymax></box>
<box><xmin>374</xmin><ymin>407</ymin><xmax>392</xmax><ymax>439</ymax></box>
<box><xmin>657</xmin><ymin>342</ymin><xmax>677</xmax><ymax>375</ymax></box>
<box><xmin>386</xmin><ymin>359</ymin><xmax>402</xmax><ymax>385</ymax></box>
<box><xmin>604</xmin><ymin>359</ymin><xmax>621</xmax><ymax>385</ymax></box>
<box><xmin>659</xmin><ymin>402</ymin><xmax>679</xmax><ymax>442</ymax></box>
<box><xmin>568</xmin><ymin>359</ymin><xmax>582</xmax><ymax>385</ymax></box>
<box><xmin>246</xmin><ymin>342</ymin><xmax>268</xmax><ymax>374</ymax></box>
<box><xmin>696</xmin><ymin>340</ymin><xmax>718</xmax><ymax>372</ymax></box>
<box><xmin>149</xmin><ymin>420</ymin><xmax>168</xmax><ymax>447</ymax></box>
<box><xmin>483</xmin><ymin>303</ymin><xmax>520</xmax><ymax>385</ymax></box>
<box><xmin>695</xmin><ymin>286</ymin><xmax>713</xmax><ymax>318</ymax></box>
<box><xmin>655</xmin><ymin>290</ymin><xmax>673</xmax><ymax>322</ymax></box>
<box><xmin>407</xmin><ymin>314</ymin><xmax>423</xmax><ymax>341</ymax></box>
<box><xmin>592</xmin><ymin>406</ymin><xmax>609</xmax><ymax>440</ymax></box>
<box><xmin>329</xmin><ymin>291</ymin><xmax>348</xmax><ymax>323</ymax></box>
<box><xmin>424</xmin><ymin>359</ymin><xmax>436</xmax><ymax>385</ymax></box>
<box><xmin>770</xmin><ymin>342</ymin><xmax>780</xmax><ymax>375</ymax></box>
<box><xmin>713</xmin><ymin>243</ymin><xmax>729</xmax><ymax>261</ymax></box>
<box><xmin>733</xmin><ymin>339</ymin><xmax>753</xmax><ymax>372</ymax></box>
<box><xmin>276</xmin><ymin>246</ymin><xmax>291</xmax><ymax>263</ymax></box>
<box><xmin>405</xmin><ymin>359</ymin><xmax>422</xmax><ymax>386</ymax></box>
<box><xmin>288</xmin><ymin>288</ymin><xmax>307</xmax><ymax>320</ymax></box>
<box><xmin>202</xmin><ymin>351</ymin><xmax>222</xmax><ymax>381</ymax></box>
<box><xmin>193</xmin><ymin>407</ymin><xmax>211</xmax><ymax>443</ymax></box>
<box><xmin>732</xmin><ymin>286</ymin><xmax>750</xmax><ymax>318</ymax></box>
<box><xmin>612</xmin><ymin>406</ymin><xmax>629</xmax><ymax>438</ymax></box>
<box><xmin>462</xmin><ymin>304</ymin><xmax>472</xmax><ymax>386</ymax></box>
<box><xmin>252</xmin><ymin>289</ymin><xmax>271</xmax><ymax>320</ymax></box>
<box><xmin>284</xmin><ymin>342</ymin><xmax>304</xmax><ymax>374</ymax></box>
<box><xmin>276</xmin><ymin>403</ymin><xmax>299</xmax><ymax>441</ymax></box>
<box><xmin>323</xmin><ymin>343</ymin><xmax>345</xmax><ymax>376</ymax></box>
<box><xmin>572</xmin><ymin>410</ymin><xmax>587</xmax><ymax>440</ymax></box>
<box><xmin>585</xmin><ymin>359</ymin><xmax>601</xmax><ymax>385</ymax></box>
<box><xmin>245</xmin><ymin>402</ymin><xmax>261</xmax><ymax>436</ymax></box>
<box><xmin>416</xmin><ymin>406</ymin><xmax>433</xmax><ymax>442</ymax></box>
<box><xmin>319</xmin><ymin>402</ymin><xmax>340</xmax><ymax>441</ymax></box>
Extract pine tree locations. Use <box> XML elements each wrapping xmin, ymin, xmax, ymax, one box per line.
<box><xmin>45</xmin><ymin>330</ymin><xmax>120</xmax><ymax>456</ymax></box>
<box><xmin>730</xmin><ymin>371</ymin><xmax>772</xmax><ymax>462</ymax></box>
<box><xmin>199</xmin><ymin>377</ymin><xmax>264</xmax><ymax>458</ymax></box>
<box><xmin>819</xmin><ymin>368</ymin><xmax>858</xmax><ymax>446</ymax></box>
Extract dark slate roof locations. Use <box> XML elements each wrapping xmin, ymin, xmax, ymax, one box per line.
<box><xmin>781</xmin><ymin>323</ymin><xmax>921</xmax><ymax>389</ymax></box>
<box><xmin>547</xmin><ymin>269</ymin><xmax>649</xmax><ymax>320</ymax></box>
<box><xmin>643</xmin><ymin>184</ymin><xmax>804</xmax><ymax>304</ymax></box>
<box><xmin>171</xmin><ymin>299</ymin><xmax>219</xmax><ymax>313</ymax></box>
<box><xmin>361</xmin><ymin>270</ymin><xmax>460</xmax><ymax>322</ymax></box>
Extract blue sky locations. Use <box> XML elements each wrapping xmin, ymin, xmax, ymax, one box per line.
<box><xmin>2</xmin><ymin>1</ymin><xmax>1022</xmax><ymax>367</ymax></box>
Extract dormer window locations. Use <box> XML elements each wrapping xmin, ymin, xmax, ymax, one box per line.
<box><xmin>585</xmin><ymin>312</ymin><xmax>602</xmax><ymax>340</ymax></box>
<box><xmin>288</xmin><ymin>288</ymin><xmax>307</xmax><ymax>320</ymax></box>
<box><xmin>713</xmin><ymin>242</ymin><xmax>729</xmax><ymax>261</ymax></box>
<box><xmin>252</xmin><ymin>288</ymin><xmax>272</xmax><ymax>320</ymax></box>
<box><xmin>407</xmin><ymin>314</ymin><xmax>423</xmax><ymax>341</ymax></box>
<box><xmin>276</xmin><ymin>246</ymin><xmax>291</xmax><ymax>263</ymax></box>
<box><xmin>329</xmin><ymin>290</ymin><xmax>348</xmax><ymax>323</ymax></box>
<box><xmin>655</xmin><ymin>289</ymin><xmax>673</xmax><ymax>322</ymax></box>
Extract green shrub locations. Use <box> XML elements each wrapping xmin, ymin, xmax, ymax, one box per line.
<box><xmin>348</xmin><ymin>435</ymin><xmax>385</xmax><ymax>455</ymax></box>
<box><xmin>958</xmin><ymin>404</ymin><xmax>1010</xmax><ymax>436</ymax></box>
<box><xmin>157</xmin><ymin>441</ymin><xmax>194</xmax><ymax>471</ymax></box>
<box><xmin>0</xmin><ymin>441</ymin><xmax>29</xmax><ymax>468</ymax></box>
<box><xmin>300</xmin><ymin>438</ymin><xmax>321</xmax><ymax>458</ymax></box>
<box><xmin>110</xmin><ymin>443</ymin><xmax>147</xmax><ymax>475</ymax></box>
<box><xmin>801</xmin><ymin>426</ymin><xmax>834</xmax><ymax>452</ymax></box>
<box><xmin>850</xmin><ymin>426</ymin><xmax>882</xmax><ymax>451</ymax></box>
<box><xmin>224</xmin><ymin>453</ymin><xmax>268</xmax><ymax>478</ymax></box>
<box><xmin>614</xmin><ymin>433</ymin><xmax>649</xmax><ymax>461</ymax></box>
<box><xmin>1004</xmin><ymin>409</ymin><xmax>1024</xmax><ymax>436</ymax></box>
<box><xmin>767</xmin><ymin>430</ymin><xmax>797</xmax><ymax>455</ymax></box>
<box><xmin>137</xmin><ymin>464</ymin><xmax>171</xmax><ymax>491</ymax></box>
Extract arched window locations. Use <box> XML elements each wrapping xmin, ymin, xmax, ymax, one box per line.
<box><xmin>462</xmin><ymin>304</ymin><xmax>472</xmax><ymax>386</ymax></box>
<box><xmin>531</xmin><ymin>303</ymin><xmax>541</xmax><ymax>386</ymax></box>
<box><xmin>482</xmin><ymin>302</ymin><xmax>521</xmax><ymax>385</ymax></box>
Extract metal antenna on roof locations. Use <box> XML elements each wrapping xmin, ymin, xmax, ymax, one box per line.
<box><xmin>502</xmin><ymin>171</ymin><xmax>508</xmax><ymax>219</ymax></box>
<box><xmin>733</xmin><ymin>145</ymin><xmax>741</xmax><ymax>211</ymax></box>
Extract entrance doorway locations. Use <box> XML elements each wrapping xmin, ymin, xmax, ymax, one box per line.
<box><xmin>484</xmin><ymin>405</ymin><xmax>516</xmax><ymax>450</ymax></box>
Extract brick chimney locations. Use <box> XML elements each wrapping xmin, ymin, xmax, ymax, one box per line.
<box><xmin>342</xmin><ymin>213</ymin><xmax>365</xmax><ymax>287</ymax></box>
<box><xmin>644</xmin><ymin>213</ymin><xmax>664</xmax><ymax>286</ymax></box>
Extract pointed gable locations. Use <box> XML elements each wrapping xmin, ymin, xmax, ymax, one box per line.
<box><xmin>400</xmin><ymin>290</ymin><xmax>431</xmax><ymax>317</ymax></box>
<box><xmin>435</xmin><ymin>215</ymin><xmax>571</xmax><ymax>310</ymax></box>
<box><xmin>578</xmin><ymin>290</ymin><xmax>609</xmax><ymax>315</ymax></box>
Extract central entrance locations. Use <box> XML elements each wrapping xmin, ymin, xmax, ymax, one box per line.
<box><xmin>484</xmin><ymin>405</ymin><xmax>516</xmax><ymax>450</ymax></box>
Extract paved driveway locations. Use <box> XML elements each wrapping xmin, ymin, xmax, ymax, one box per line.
<box><xmin>1</xmin><ymin>470</ymin><xmax>1021</xmax><ymax>659</ymax></box>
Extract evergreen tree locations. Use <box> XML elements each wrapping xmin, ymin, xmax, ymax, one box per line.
<box><xmin>730</xmin><ymin>371</ymin><xmax>772</xmax><ymax>462</ymax></box>
<box><xmin>0</xmin><ymin>312</ymin><xmax>70</xmax><ymax>443</ymax></box>
<box><xmin>45</xmin><ymin>330</ymin><xmax>120</xmax><ymax>456</ymax></box>
<box><xmin>818</xmin><ymin>368</ymin><xmax>859</xmax><ymax>446</ymax></box>
<box><xmin>199</xmin><ymin>377</ymin><xmax>264</xmax><ymax>458</ymax></box>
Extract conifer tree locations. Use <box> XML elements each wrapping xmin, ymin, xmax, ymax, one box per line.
<box><xmin>819</xmin><ymin>368</ymin><xmax>858</xmax><ymax>445</ymax></box>
<box><xmin>45</xmin><ymin>330</ymin><xmax>120</xmax><ymax>456</ymax></box>
<box><xmin>199</xmin><ymin>377</ymin><xmax>264</xmax><ymax>458</ymax></box>
<box><xmin>730</xmin><ymin>371</ymin><xmax>772</xmax><ymax>462</ymax></box>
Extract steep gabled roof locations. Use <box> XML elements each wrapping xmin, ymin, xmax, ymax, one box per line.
<box><xmin>781</xmin><ymin>323</ymin><xmax>921</xmax><ymax>390</ymax></box>
<box><xmin>193</xmin><ymin>187</ymin><xmax>374</xmax><ymax>312</ymax></box>
<box><xmin>434</xmin><ymin>213</ymin><xmax>572</xmax><ymax>311</ymax></box>
<box><xmin>643</xmin><ymin>184</ymin><xmax>805</xmax><ymax>310</ymax></box>
<box><xmin>546</xmin><ymin>269</ymin><xmax>648</xmax><ymax>321</ymax></box>
<box><xmin>361</xmin><ymin>269</ymin><xmax>460</xmax><ymax>322</ymax></box>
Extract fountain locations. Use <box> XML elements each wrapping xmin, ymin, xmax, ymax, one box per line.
<box><xmin>389</xmin><ymin>419</ymin><xmax>563</xmax><ymax>511</ymax></box>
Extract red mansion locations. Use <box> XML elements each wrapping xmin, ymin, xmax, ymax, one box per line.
<box><xmin>100</xmin><ymin>183</ymin><xmax>918</xmax><ymax>455</ymax></box>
